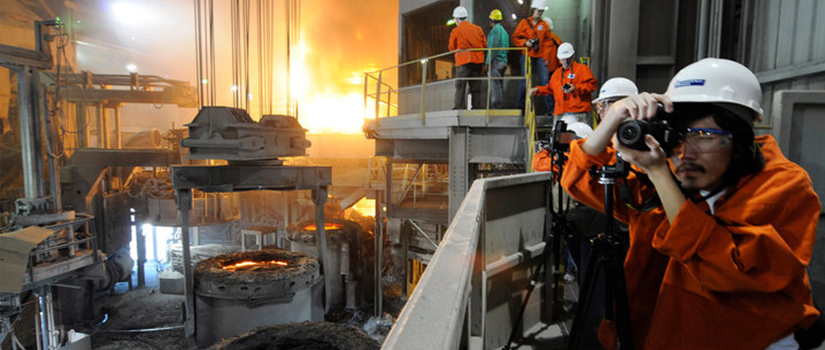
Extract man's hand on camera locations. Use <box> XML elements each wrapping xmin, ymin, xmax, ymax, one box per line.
<box><xmin>580</xmin><ymin>92</ymin><xmax>673</xmax><ymax>156</ymax></box>
<box><xmin>535</xmin><ymin>140</ymin><xmax>551</xmax><ymax>153</ymax></box>
<box><xmin>613</xmin><ymin>134</ymin><xmax>668</xmax><ymax>174</ymax></box>
<box><xmin>563</xmin><ymin>84</ymin><xmax>575</xmax><ymax>94</ymax></box>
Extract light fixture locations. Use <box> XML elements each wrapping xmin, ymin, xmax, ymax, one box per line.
<box><xmin>126</xmin><ymin>64</ymin><xmax>137</xmax><ymax>72</ymax></box>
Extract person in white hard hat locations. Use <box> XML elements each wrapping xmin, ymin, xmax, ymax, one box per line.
<box><xmin>593</xmin><ymin>77</ymin><xmax>638</xmax><ymax>122</ymax></box>
<box><xmin>529</xmin><ymin>42</ymin><xmax>597</xmax><ymax>126</ymax></box>
<box><xmin>513</xmin><ymin>0</ymin><xmax>556</xmax><ymax>113</ymax></box>
<box><xmin>561</xmin><ymin>58</ymin><xmax>821</xmax><ymax>349</ymax></box>
<box><xmin>449</xmin><ymin>6</ymin><xmax>487</xmax><ymax>110</ymax></box>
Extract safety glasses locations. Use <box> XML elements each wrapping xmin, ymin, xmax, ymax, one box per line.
<box><xmin>673</xmin><ymin>128</ymin><xmax>732</xmax><ymax>153</ymax></box>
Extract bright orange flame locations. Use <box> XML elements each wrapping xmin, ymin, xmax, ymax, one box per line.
<box><xmin>303</xmin><ymin>223</ymin><xmax>344</xmax><ymax>231</ymax></box>
<box><xmin>351</xmin><ymin>198</ymin><xmax>375</xmax><ymax>217</ymax></box>
<box><xmin>300</xmin><ymin>92</ymin><xmax>366</xmax><ymax>134</ymax></box>
<box><xmin>221</xmin><ymin>260</ymin><xmax>288</xmax><ymax>271</ymax></box>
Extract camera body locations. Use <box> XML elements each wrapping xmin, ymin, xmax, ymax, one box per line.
<box><xmin>562</xmin><ymin>83</ymin><xmax>573</xmax><ymax>92</ymax></box>
<box><xmin>617</xmin><ymin>106</ymin><xmax>682</xmax><ymax>155</ymax></box>
<box><xmin>527</xmin><ymin>38</ymin><xmax>540</xmax><ymax>51</ymax></box>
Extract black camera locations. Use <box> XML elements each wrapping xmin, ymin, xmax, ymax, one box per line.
<box><xmin>563</xmin><ymin>83</ymin><xmax>573</xmax><ymax>91</ymax></box>
<box><xmin>549</xmin><ymin>119</ymin><xmax>577</xmax><ymax>152</ymax></box>
<box><xmin>617</xmin><ymin>106</ymin><xmax>682</xmax><ymax>155</ymax></box>
<box><xmin>527</xmin><ymin>38</ymin><xmax>540</xmax><ymax>51</ymax></box>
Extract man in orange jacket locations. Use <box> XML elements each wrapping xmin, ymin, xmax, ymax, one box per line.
<box><xmin>561</xmin><ymin>58</ymin><xmax>821</xmax><ymax>349</ymax></box>
<box><xmin>530</xmin><ymin>42</ymin><xmax>596</xmax><ymax>126</ymax></box>
<box><xmin>513</xmin><ymin>0</ymin><xmax>555</xmax><ymax>113</ymax></box>
<box><xmin>449</xmin><ymin>6</ymin><xmax>487</xmax><ymax>110</ymax></box>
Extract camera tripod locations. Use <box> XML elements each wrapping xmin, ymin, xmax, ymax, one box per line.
<box><xmin>503</xmin><ymin>120</ymin><xmax>575</xmax><ymax>350</ymax></box>
<box><xmin>567</xmin><ymin>158</ymin><xmax>634</xmax><ymax>349</ymax></box>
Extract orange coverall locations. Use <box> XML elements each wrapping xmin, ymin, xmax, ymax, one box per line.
<box><xmin>448</xmin><ymin>21</ymin><xmax>486</xmax><ymax>66</ymax></box>
<box><xmin>560</xmin><ymin>135</ymin><xmax>820</xmax><ymax>349</ymax></box>
<box><xmin>543</xmin><ymin>31</ymin><xmax>562</xmax><ymax>72</ymax></box>
<box><xmin>535</xmin><ymin>61</ymin><xmax>596</xmax><ymax>115</ymax></box>
<box><xmin>512</xmin><ymin>18</ymin><xmax>553</xmax><ymax>59</ymax></box>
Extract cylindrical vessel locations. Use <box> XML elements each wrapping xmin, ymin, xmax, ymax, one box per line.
<box><xmin>193</xmin><ymin>249</ymin><xmax>323</xmax><ymax>347</ymax></box>
<box><xmin>285</xmin><ymin>219</ymin><xmax>360</xmax><ymax>310</ymax></box>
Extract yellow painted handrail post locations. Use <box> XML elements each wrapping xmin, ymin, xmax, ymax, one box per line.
<box><xmin>420</xmin><ymin>59</ymin><xmax>428</xmax><ymax>126</ymax></box>
<box><xmin>524</xmin><ymin>53</ymin><xmax>537</xmax><ymax>171</ymax></box>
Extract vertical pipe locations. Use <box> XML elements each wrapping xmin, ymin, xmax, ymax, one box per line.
<box><xmin>114</xmin><ymin>106</ymin><xmax>122</xmax><ymax>149</ymax></box>
<box><xmin>136</xmin><ymin>217</ymin><xmax>146</xmax><ymax>288</ymax></box>
<box><xmin>37</xmin><ymin>288</ymin><xmax>49</xmax><ymax>350</ymax></box>
<box><xmin>96</xmin><ymin>104</ymin><xmax>104</xmax><ymax>148</ymax></box>
<box><xmin>177</xmin><ymin>189</ymin><xmax>196</xmax><ymax>337</ymax></box>
<box><xmin>75</xmin><ymin>103</ymin><xmax>89</xmax><ymax>148</ymax></box>
<box><xmin>697</xmin><ymin>0</ymin><xmax>710</xmax><ymax>59</ymax></box>
<box><xmin>17</xmin><ymin>67</ymin><xmax>45</xmax><ymax>199</ymax></box>
<box><xmin>152</xmin><ymin>225</ymin><xmax>158</xmax><ymax>262</ymax></box>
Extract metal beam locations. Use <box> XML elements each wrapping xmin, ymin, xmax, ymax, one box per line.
<box><xmin>171</xmin><ymin>165</ymin><xmax>331</xmax><ymax>192</ymax></box>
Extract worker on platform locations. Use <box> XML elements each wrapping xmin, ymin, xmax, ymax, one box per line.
<box><xmin>513</xmin><ymin>0</ymin><xmax>555</xmax><ymax>113</ymax></box>
<box><xmin>529</xmin><ymin>42</ymin><xmax>597</xmax><ymax>127</ymax></box>
<box><xmin>486</xmin><ymin>9</ymin><xmax>509</xmax><ymax>109</ymax></box>
<box><xmin>449</xmin><ymin>6</ymin><xmax>487</xmax><ymax>110</ymax></box>
<box><xmin>562</xmin><ymin>58</ymin><xmax>823</xmax><ymax>349</ymax></box>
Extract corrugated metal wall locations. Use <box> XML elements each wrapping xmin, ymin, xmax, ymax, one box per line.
<box><xmin>749</xmin><ymin>0</ymin><xmax>825</xmax><ymax>126</ymax></box>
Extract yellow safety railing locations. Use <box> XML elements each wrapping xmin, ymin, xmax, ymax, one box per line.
<box><xmin>363</xmin><ymin>47</ymin><xmax>533</xmax><ymax>123</ymax></box>
<box><xmin>364</xmin><ymin>47</ymin><xmax>539</xmax><ymax>167</ymax></box>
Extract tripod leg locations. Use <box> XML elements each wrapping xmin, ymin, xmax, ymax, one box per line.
<box><xmin>612</xmin><ymin>242</ymin><xmax>634</xmax><ymax>349</ymax></box>
<box><xmin>568</xmin><ymin>241</ymin><xmax>607</xmax><ymax>350</ymax></box>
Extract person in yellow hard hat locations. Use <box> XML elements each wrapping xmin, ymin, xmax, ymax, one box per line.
<box><xmin>486</xmin><ymin>9</ymin><xmax>509</xmax><ymax>109</ymax></box>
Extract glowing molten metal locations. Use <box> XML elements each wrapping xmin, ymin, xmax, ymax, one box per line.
<box><xmin>221</xmin><ymin>260</ymin><xmax>289</xmax><ymax>271</ymax></box>
<box><xmin>302</xmin><ymin>223</ymin><xmax>344</xmax><ymax>231</ymax></box>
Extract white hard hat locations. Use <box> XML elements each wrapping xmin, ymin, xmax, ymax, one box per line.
<box><xmin>453</xmin><ymin>6</ymin><xmax>468</xmax><ymax>19</ymax></box>
<box><xmin>567</xmin><ymin>122</ymin><xmax>593</xmax><ymax>139</ymax></box>
<box><xmin>665</xmin><ymin>58</ymin><xmax>763</xmax><ymax>122</ymax></box>
<box><xmin>531</xmin><ymin>0</ymin><xmax>547</xmax><ymax>10</ymax></box>
<box><xmin>557</xmin><ymin>42</ymin><xmax>574</xmax><ymax>59</ymax></box>
<box><xmin>593</xmin><ymin>77</ymin><xmax>638</xmax><ymax>103</ymax></box>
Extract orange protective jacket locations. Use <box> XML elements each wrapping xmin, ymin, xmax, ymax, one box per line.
<box><xmin>536</xmin><ymin>61</ymin><xmax>596</xmax><ymax>115</ymax></box>
<box><xmin>560</xmin><ymin>135</ymin><xmax>820</xmax><ymax>350</ymax></box>
<box><xmin>543</xmin><ymin>31</ymin><xmax>562</xmax><ymax>72</ymax></box>
<box><xmin>532</xmin><ymin>149</ymin><xmax>553</xmax><ymax>172</ymax></box>
<box><xmin>449</xmin><ymin>21</ymin><xmax>487</xmax><ymax>67</ymax></box>
<box><xmin>512</xmin><ymin>18</ymin><xmax>553</xmax><ymax>58</ymax></box>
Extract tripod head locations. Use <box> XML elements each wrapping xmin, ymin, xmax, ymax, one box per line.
<box><xmin>589</xmin><ymin>153</ymin><xmax>630</xmax><ymax>185</ymax></box>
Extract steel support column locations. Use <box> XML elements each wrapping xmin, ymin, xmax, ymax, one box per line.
<box><xmin>449</xmin><ymin>127</ymin><xmax>470</xmax><ymax>221</ymax></box>
<box><xmin>177</xmin><ymin>189</ymin><xmax>195</xmax><ymax>337</ymax></box>
<box><xmin>16</xmin><ymin>65</ymin><xmax>46</xmax><ymax>199</ymax></box>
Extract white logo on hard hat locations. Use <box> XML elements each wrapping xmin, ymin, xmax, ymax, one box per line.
<box><xmin>674</xmin><ymin>79</ymin><xmax>706</xmax><ymax>88</ymax></box>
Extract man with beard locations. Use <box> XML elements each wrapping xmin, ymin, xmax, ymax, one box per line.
<box><xmin>561</xmin><ymin>58</ymin><xmax>821</xmax><ymax>349</ymax></box>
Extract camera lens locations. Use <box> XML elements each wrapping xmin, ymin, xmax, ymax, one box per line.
<box><xmin>617</xmin><ymin>120</ymin><xmax>648</xmax><ymax>150</ymax></box>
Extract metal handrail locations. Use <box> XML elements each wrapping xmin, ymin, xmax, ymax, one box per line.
<box><xmin>382</xmin><ymin>172</ymin><xmax>554</xmax><ymax>349</ymax></box>
<box><xmin>363</xmin><ymin>47</ymin><xmax>532</xmax><ymax>124</ymax></box>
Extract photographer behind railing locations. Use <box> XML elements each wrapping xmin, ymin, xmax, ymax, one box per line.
<box><xmin>560</xmin><ymin>58</ymin><xmax>823</xmax><ymax>350</ymax></box>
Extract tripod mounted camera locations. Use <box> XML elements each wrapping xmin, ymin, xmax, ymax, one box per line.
<box><xmin>566</xmin><ymin>154</ymin><xmax>634</xmax><ymax>349</ymax></box>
